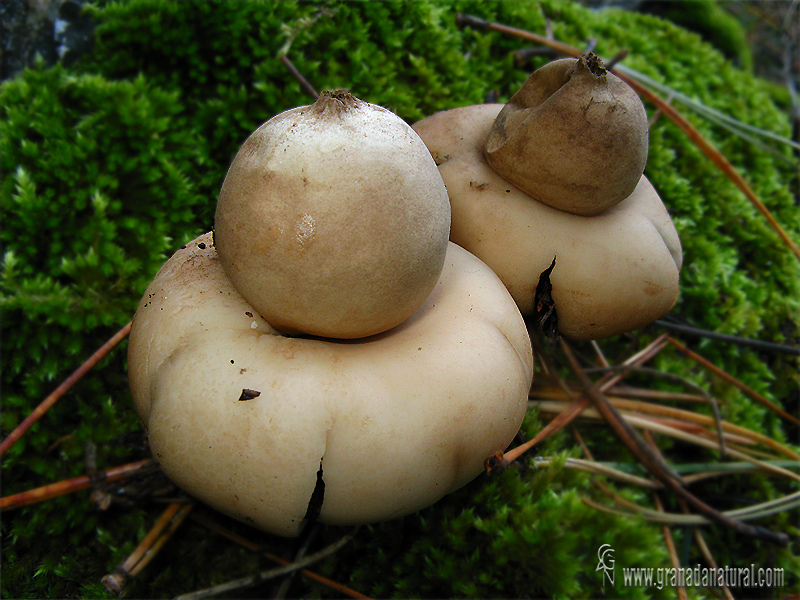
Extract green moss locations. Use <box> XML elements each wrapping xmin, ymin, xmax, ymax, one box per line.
<box><xmin>639</xmin><ymin>0</ymin><xmax>753</xmax><ymax>71</ymax></box>
<box><xmin>0</xmin><ymin>60</ymin><xmax>211</xmax><ymax>599</ymax></box>
<box><xmin>0</xmin><ymin>61</ymin><xmax>207</xmax><ymax>459</ymax></box>
<box><xmin>2</xmin><ymin>0</ymin><xmax>798</xmax><ymax>597</ymax></box>
<box><xmin>309</xmin><ymin>416</ymin><xmax>675</xmax><ymax>599</ymax></box>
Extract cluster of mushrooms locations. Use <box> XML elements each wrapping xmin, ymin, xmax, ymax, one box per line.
<box><xmin>128</xmin><ymin>54</ymin><xmax>682</xmax><ymax>537</ymax></box>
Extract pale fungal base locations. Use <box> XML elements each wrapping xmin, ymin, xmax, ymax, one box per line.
<box><xmin>128</xmin><ymin>233</ymin><xmax>533</xmax><ymax>537</ymax></box>
<box><xmin>413</xmin><ymin>103</ymin><xmax>682</xmax><ymax>340</ymax></box>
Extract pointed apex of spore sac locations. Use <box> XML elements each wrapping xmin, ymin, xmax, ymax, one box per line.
<box><xmin>310</xmin><ymin>89</ymin><xmax>363</xmax><ymax>115</ymax></box>
<box><xmin>581</xmin><ymin>52</ymin><xmax>607</xmax><ymax>78</ymax></box>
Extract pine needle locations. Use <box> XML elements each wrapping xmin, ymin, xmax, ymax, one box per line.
<box><xmin>0</xmin><ymin>321</ymin><xmax>133</xmax><ymax>457</ymax></box>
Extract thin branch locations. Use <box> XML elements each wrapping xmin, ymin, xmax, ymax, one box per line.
<box><xmin>487</xmin><ymin>334</ymin><xmax>670</xmax><ymax>472</ymax></box>
<box><xmin>624</xmin><ymin>75</ymin><xmax>800</xmax><ymax>261</ymax></box>
<box><xmin>582</xmin><ymin>490</ymin><xmax>800</xmax><ymax>525</ymax></box>
<box><xmin>655</xmin><ymin>319</ymin><xmax>800</xmax><ymax>356</ymax></box>
<box><xmin>591</xmin><ymin>477</ymin><xmax>654</xmax><ymax>513</ymax></box>
<box><xmin>190</xmin><ymin>512</ymin><xmax>372</xmax><ymax>600</ymax></box>
<box><xmin>560</xmin><ymin>339</ymin><xmax>790</xmax><ymax>546</ymax></box>
<box><xmin>680</xmin><ymin>462</ymin><xmax>800</xmax><ymax>485</ymax></box>
<box><xmin>532</xmin><ymin>378</ymin><xmax>709</xmax><ymax>404</ymax></box>
<box><xmin>570</xmin><ymin>425</ymin><xmax>595</xmax><ymax>461</ymax></box>
<box><xmin>652</xmin><ymin>490</ymin><xmax>688</xmax><ymax>600</ymax></box>
<box><xmin>582</xmin><ymin>397</ymin><xmax>798</xmax><ymax>460</ymax></box>
<box><xmin>667</xmin><ymin>337</ymin><xmax>800</xmax><ymax>426</ymax></box>
<box><xmin>535</xmin><ymin>456</ymin><xmax>661</xmax><ymax>489</ymax></box>
<box><xmin>585</xmin><ymin>363</ymin><xmax>726</xmax><ymax>457</ymax></box>
<box><xmin>560</xmin><ymin>341</ymin><xmax>685</xmax><ymax>482</ymax></box>
<box><xmin>589</xmin><ymin>340</ymin><xmax>610</xmax><ymax>368</ymax></box>
<box><xmin>273</xmin><ymin>523</ymin><xmax>319</xmax><ymax>599</ymax></box>
<box><xmin>0</xmin><ymin>321</ymin><xmax>133</xmax><ymax>457</ymax></box>
<box><xmin>538</xmin><ymin>456</ymin><xmax>800</xmax><ymax>480</ymax></box>
<box><xmin>615</xmin><ymin>64</ymin><xmax>800</xmax><ymax>154</ymax></box>
<box><xmin>622</xmin><ymin>419</ymin><xmax>800</xmax><ymax>482</ymax></box>
<box><xmin>604</xmin><ymin>386</ymin><xmax>708</xmax><ymax>403</ymax></box>
<box><xmin>175</xmin><ymin>527</ymin><xmax>360</xmax><ymax>600</ymax></box>
<box><xmin>103</xmin><ymin>502</ymin><xmax>194</xmax><ymax>595</ymax></box>
<box><xmin>280</xmin><ymin>55</ymin><xmax>319</xmax><ymax>100</ymax></box>
<box><xmin>130</xmin><ymin>504</ymin><xmax>193</xmax><ymax>576</ymax></box>
<box><xmin>685</xmin><ymin>499</ymin><xmax>735</xmax><ymax>600</ymax></box>
<box><xmin>604</xmin><ymin>48</ymin><xmax>628</xmax><ymax>70</ymax></box>
<box><xmin>648</xmin><ymin>90</ymin><xmax>675</xmax><ymax>128</ymax></box>
<box><xmin>487</xmin><ymin>393</ymin><xmax>588</xmax><ymax>472</ymax></box>
<box><xmin>534</xmin><ymin>399</ymin><xmax>800</xmax><ymax>481</ymax></box>
<box><xmin>456</xmin><ymin>13</ymin><xmax>580</xmax><ymax>57</ymax></box>
<box><xmin>0</xmin><ymin>458</ymin><xmax>156</xmax><ymax>511</ymax></box>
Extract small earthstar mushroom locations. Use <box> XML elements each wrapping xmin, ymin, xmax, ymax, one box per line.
<box><xmin>412</xmin><ymin>56</ymin><xmax>682</xmax><ymax>340</ymax></box>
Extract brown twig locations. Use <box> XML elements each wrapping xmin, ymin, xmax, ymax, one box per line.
<box><xmin>620</xmin><ymin>76</ymin><xmax>800</xmax><ymax>261</ymax></box>
<box><xmin>273</xmin><ymin>523</ymin><xmax>318</xmax><ymax>599</ymax></box>
<box><xmin>531</xmin><ymin>379</ymin><xmax>708</xmax><ymax>403</ymax></box>
<box><xmin>538</xmin><ymin>395</ymin><xmax>800</xmax><ymax>461</ymax></box>
<box><xmin>280</xmin><ymin>54</ymin><xmax>319</xmax><ymax>100</ymax></box>
<box><xmin>537</xmin><ymin>401</ymin><xmax>800</xmax><ymax>482</ymax></box>
<box><xmin>684</xmin><ymin>498</ymin><xmax>735</xmax><ymax>600</ymax></box>
<box><xmin>486</xmin><ymin>334</ymin><xmax>669</xmax><ymax>472</ymax></box>
<box><xmin>190</xmin><ymin>512</ymin><xmax>372</xmax><ymax>600</ymax></box>
<box><xmin>652</xmin><ymin>490</ymin><xmax>689</xmax><ymax>600</ymax></box>
<box><xmin>103</xmin><ymin>502</ymin><xmax>194</xmax><ymax>595</ymax></box>
<box><xmin>585</xmin><ymin>363</ymin><xmax>726</xmax><ymax>457</ymax></box>
<box><xmin>0</xmin><ymin>321</ymin><xmax>133</xmax><ymax>457</ymax></box>
<box><xmin>667</xmin><ymin>336</ymin><xmax>800</xmax><ymax>426</ymax></box>
<box><xmin>175</xmin><ymin>526</ymin><xmax>360</xmax><ymax>600</ymax></box>
<box><xmin>591</xmin><ymin>476</ymin><xmax>660</xmax><ymax>510</ymax></box>
<box><xmin>604</xmin><ymin>48</ymin><xmax>628</xmax><ymax>70</ymax></box>
<box><xmin>560</xmin><ymin>339</ymin><xmax>790</xmax><ymax>546</ymax></box>
<box><xmin>649</xmin><ymin>476</ymin><xmax>686</xmax><ymax>599</ymax></box>
<box><xmin>648</xmin><ymin>90</ymin><xmax>675</xmax><ymax>128</ymax></box>
<box><xmin>0</xmin><ymin>458</ymin><xmax>155</xmax><ymax>511</ymax></box>
<box><xmin>605</xmin><ymin>386</ymin><xmax>708</xmax><ymax>403</ymax></box>
<box><xmin>571</xmin><ymin>425</ymin><xmax>594</xmax><ymax>461</ymax></box>
<box><xmin>514</xmin><ymin>47</ymin><xmax>556</xmax><ymax>66</ymax></box>
<box><xmin>456</xmin><ymin>13</ymin><xmax>580</xmax><ymax>58</ymax></box>
<box><xmin>486</xmin><ymin>393</ymin><xmax>589</xmax><ymax>472</ymax></box>
<box><xmin>561</xmin><ymin>340</ymin><xmax>685</xmax><ymax>482</ymax></box>
<box><xmin>455</xmin><ymin>13</ymin><xmax>800</xmax><ymax>261</ymax></box>
<box><xmin>589</xmin><ymin>339</ymin><xmax>610</xmax><ymax>368</ymax></box>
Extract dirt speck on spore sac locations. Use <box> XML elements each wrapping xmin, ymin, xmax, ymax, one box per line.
<box><xmin>238</xmin><ymin>389</ymin><xmax>261</xmax><ymax>401</ymax></box>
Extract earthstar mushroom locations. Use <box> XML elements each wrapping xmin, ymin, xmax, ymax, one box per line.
<box><xmin>128</xmin><ymin>92</ymin><xmax>534</xmax><ymax>537</ymax></box>
<box><xmin>412</xmin><ymin>56</ymin><xmax>682</xmax><ymax>340</ymax></box>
